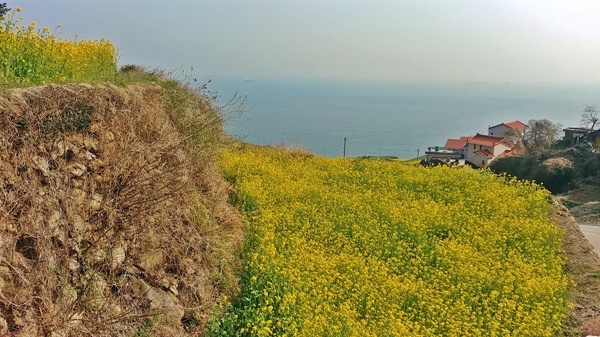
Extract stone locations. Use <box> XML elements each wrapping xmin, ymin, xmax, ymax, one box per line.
<box><xmin>131</xmin><ymin>277</ymin><xmax>184</xmax><ymax>324</ymax></box>
<box><xmin>52</xmin><ymin>140</ymin><xmax>67</xmax><ymax>160</ymax></box>
<box><xmin>32</xmin><ymin>156</ymin><xmax>50</xmax><ymax>177</ymax></box>
<box><xmin>67</xmin><ymin>258</ymin><xmax>80</xmax><ymax>272</ymax></box>
<box><xmin>70</xmin><ymin>189</ymin><xmax>86</xmax><ymax>207</ymax></box>
<box><xmin>68</xmin><ymin>163</ymin><xmax>87</xmax><ymax>178</ymax></box>
<box><xmin>83</xmin><ymin>151</ymin><xmax>96</xmax><ymax>160</ymax></box>
<box><xmin>110</xmin><ymin>246</ymin><xmax>126</xmax><ymax>270</ymax></box>
<box><xmin>83</xmin><ymin>136</ymin><xmax>98</xmax><ymax>151</ymax></box>
<box><xmin>90</xmin><ymin>193</ymin><xmax>103</xmax><ymax>210</ymax></box>
<box><xmin>48</xmin><ymin>210</ymin><xmax>61</xmax><ymax>232</ymax></box>
<box><xmin>138</xmin><ymin>250</ymin><xmax>164</xmax><ymax>272</ymax></box>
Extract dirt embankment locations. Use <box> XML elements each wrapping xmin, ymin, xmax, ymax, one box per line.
<box><xmin>552</xmin><ymin>201</ymin><xmax>600</xmax><ymax>336</ymax></box>
<box><xmin>0</xmin><ymin>83</ymin><xmax>242</xmax><ymax>336</ymax></box>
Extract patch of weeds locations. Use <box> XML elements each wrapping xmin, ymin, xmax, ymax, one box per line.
<box><xmin>561</xmin><ymin>199</ymin><xmax>582</xmax><ymax>209</ymax></box>
<box><xmin>40</xmin><ymin>103</ymin><xmax>93</xmax><ymax>137</ymax></box>
<box><xmin>592</xmin><ymin>272</ymin><xmax>600</xmax><ymax>279</ymax></box>
<box><xmin>63</xmin><ymin>103</ymin><xmax>93</xmax><ymax>131</ymax></box>
<box><xmin>135</xmin><ymin>317</ymin><xmax>156</xmax><ymax>337</ymax></box>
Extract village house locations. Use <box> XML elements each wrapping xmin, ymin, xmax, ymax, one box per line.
<box><xmin>425</xmin><ymin>120</ymin><xmax>527</xmax><ymax>167</ymax></box>
<box><xmin>463</xmin><ymin>133</ymin><xmax>513</xmax><ymax>167</ymax></box>
<box><xmin>488</xmin><ymin>120</ymin><xmax>528</xmax><ymax>138</ymax></box>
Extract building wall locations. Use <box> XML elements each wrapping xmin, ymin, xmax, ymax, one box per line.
<box><xmin>488</xmin><ymin>125</ymin><xmax>512</xmax><ymax>137</ymax></box>
<box><xmin>464</xmin><ymin>142</ymin><xmax>510</xmax><ymax>167</ymax></box>
<box><xmin>492</xmin><ymin>142</ymin><xmax>511</xmax><ymax>156</ymax></box>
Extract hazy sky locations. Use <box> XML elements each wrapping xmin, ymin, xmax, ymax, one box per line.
<box><xmin>13</xmin><ymin>1</ymin><xmax>600</xmax><ymax>84</ymax></box>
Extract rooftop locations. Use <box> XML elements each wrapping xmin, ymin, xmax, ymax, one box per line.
<box><xmin>489</xmin><ymin>120</ymin><xmax>528</xmax><ymax>131</ymax></box>
<box><xmin>466</xmin><ymin>133</ymin><xmax>506</xmax><ymax>147</ymax></box>
<box><xmin>444</xmin><ymin>136</ymin><xmax>471</xmax><ymax>150</ymax></box>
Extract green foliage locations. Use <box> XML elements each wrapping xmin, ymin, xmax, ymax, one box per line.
<box><xmin>40</xmin><ymin>103</ymin><xmax>93</xmax><ymax>137</ymax></box>
<box><xmin>560</xmin><ymin>199</ymin><xmax>582</xmax><ymax>209</ymax></box>
<box><xmin>490</xmin><ymin>155</ymin><xmax>575</xmax><ymax>194</ymax></box>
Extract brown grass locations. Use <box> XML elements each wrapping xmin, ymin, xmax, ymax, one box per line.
<box><xmin>552</xmin><ymin>201</ymin><xmax>600</xmax><ymax>336</ymax></box>
<box><xmin>0</xmin><ymin>82</ymin><xmax>243</xmax><ymax>335</ymax></box>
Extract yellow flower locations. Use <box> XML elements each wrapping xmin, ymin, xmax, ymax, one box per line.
<box><xmin>213</xmin><ymin>146</ymin><xmax>569</xmax><ymax>336</ymax></box>
<box><xmin>16</xmin><ymin>7</ymin><xmax>22</xmax><ymax>12</ymax></box>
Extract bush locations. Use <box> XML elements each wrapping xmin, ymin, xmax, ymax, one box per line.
<box><xmin>490</xmin><ymin>156</ymin><xmax>574</xmax><ymax>194</ymax></box>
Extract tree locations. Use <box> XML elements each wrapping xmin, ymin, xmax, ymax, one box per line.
<box><xmin>523</xmin><ymin>119</ymin><xmax>562</xmax><ymax>153</ymax></box>
<box><xmin>0</xmin><ymin>3</ymin><xmax>9</xmax><ymax>17</ymax></box>
<box><xmin>581</xmin><ymin>105</ymin><xmax>599</xmax><ymax>130</ymax></box>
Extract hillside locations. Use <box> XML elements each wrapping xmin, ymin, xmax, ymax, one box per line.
<box><xmin>0</xmin><ymin>80</ymin><xmax>599</xmax><ymax>336</ymax></box>
<box><xmin>0</xmin><ymin>80</ymin><xmax>242</xmax><ymax>335</ymax></box>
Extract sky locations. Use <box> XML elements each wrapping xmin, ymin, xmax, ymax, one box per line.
<box><xmin>11</xmin><ymin>0</ymin><xmax>600</xmax><ymax>85</ymax></box>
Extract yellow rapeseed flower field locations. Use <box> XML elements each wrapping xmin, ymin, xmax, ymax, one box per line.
<box><xmin>0</xmin><ymin>7</ymin><xmax>116</xmax><ymax>86</ymax></box>
<box><xmin>209</xmin><ymin>145</ymin><xmax>570</xmax><ymax>337</ymax></box>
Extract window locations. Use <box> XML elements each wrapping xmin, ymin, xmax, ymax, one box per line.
<box><xmin>479</xmin><ymin>145</ymin><xmax>482</xmax><ymax>150</ymax></box>
<box><xmin>473</xmin><ymin>144</ymin><xmax>476</xmax><ymax>149</ymax></box>
<box><xmin>482</xmin><ymin>160</ymin><xmax>485</xmax><ymax>166</ymax></box>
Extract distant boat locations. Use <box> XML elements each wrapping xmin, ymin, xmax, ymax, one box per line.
<box><xmin>244</xmin><ymin>78</ymin><xmax>255</xmax><ymax>83</ymax></box>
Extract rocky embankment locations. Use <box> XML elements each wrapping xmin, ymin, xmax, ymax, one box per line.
<box><xmin>0</xmin><ymin>83</ymin><xmax>242</xmax><ymax>336</ymax></box>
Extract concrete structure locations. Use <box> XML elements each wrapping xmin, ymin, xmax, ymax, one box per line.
<box><xmin>563</xmin><ymin>127</ymin><xmax>591</xmax><ymax>145</ymax></box>
<box><xmin>424</xmin><ymin>136</ymin><xmax>469</xmax><ymax>163</ymax></box>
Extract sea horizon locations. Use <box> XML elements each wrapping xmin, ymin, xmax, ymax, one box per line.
<box><xmin>207</xmin><ymin>77</ymin><xmax>600</xmax><ymax>159</ymax></box>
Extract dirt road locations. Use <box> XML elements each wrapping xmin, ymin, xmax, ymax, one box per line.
<box><xmin>579</xmin><ymin>224</ymin><xmax>600</xmax><ymax>256</ymax></box>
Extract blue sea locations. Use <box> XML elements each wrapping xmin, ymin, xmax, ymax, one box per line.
<box><xmin>207</xmin><ymin>78</ymin><xmax>600</xmax><ymax>159</ymax></box>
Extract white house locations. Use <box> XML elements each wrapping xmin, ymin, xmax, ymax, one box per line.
<box><xmin>488</xmin><ymin>120</ymin><xmax>528</xmax><ymax>138</ymax></box>
<box><xmin>464</xmin><ymin>133</ymin><xmax>513</xmax><ymax>167</ymax></box>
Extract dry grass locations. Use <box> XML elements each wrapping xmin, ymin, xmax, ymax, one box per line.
<box><xmin>0</xmin><ymin>81</ymin><xmax>243</xmax><ymax>335</ymax></box>
<box><xmin>551</xmin><ymin>201</ymin><xmax>600</xmax><ymax>336</ymax></box>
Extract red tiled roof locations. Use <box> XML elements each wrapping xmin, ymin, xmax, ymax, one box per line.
<box><xmin>504</xmin><ymin>120</ymin><xmax>528</xmax><ymax>131</ymax></box>
<box><xmin>489</xmin><ymin>120</ymin><xmax>528</xmax><ymax>131</ymax></box>
<box><xmin>444</xmin><ymin>136</ymin><xmax>470</xmax><ymax>149</ymax></box>
<box><xmin>473</xmin><ymin>149</ymin><xmax>494</xmax><ymax>158</ymax></box>
<box><xmin>494</xmin><ymin>144</ymin><xmax>526</xmax><ymax>159</ymax></box>
<box><xmin>466</xmin><ymin>133</ymin><xmax>506</xmax><ymax>147</ymax></box>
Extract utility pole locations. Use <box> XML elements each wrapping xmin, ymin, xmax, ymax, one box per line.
<box><xmin>343</xmin><ymin>137</ymin><xmax>347</xmax><ymax>157</ymax></box>
<box><xmin>417</xmin><ymin>148</ymin><xmax>419</xmax><ymax>160</ymax></box>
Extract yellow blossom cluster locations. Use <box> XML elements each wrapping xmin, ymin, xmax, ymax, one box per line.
<box><xmin>209</xmin><ymin>145</ymin><xmax>571</xmax><ymax>336</ymax></box>
<box><xmin>0</xmin><ymin>7</ymin><xmax>117</xmax><ymax>86</ymax></box>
